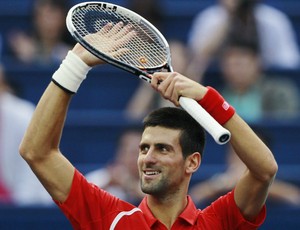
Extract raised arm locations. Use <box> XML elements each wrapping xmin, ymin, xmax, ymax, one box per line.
<box><xmin>150</xmin><ymin>71</ymin><xmax>278</xmax><ymax>221</ymax></box>
<box><xmin>224</xmin><ymin>115</ymin><xmax>277</xmax><ymax>220</ymax></box>
<box><xmin>19</xmin><ymin>23</ymin><xmax>126</xmax><ymax>203</ymax></box>
<box><xmin>19</xmin><ymin>81</ymin><xmax>74</xmax><ymax>202</ymax></box>
<box><xmin>18</xmin><ymin>43</ymin><xmax>96</xmax><ymax>202</ymax></box>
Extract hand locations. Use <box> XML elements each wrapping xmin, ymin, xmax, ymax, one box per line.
<box><xmin>150</xmin><ymin>72</ymin><xmax>208</xmax><ymax>106</ymax></box>
<box><xmin>72</xmin><ymin>22</ymin><xmax>136</xmax><ymax>67</ymax></box>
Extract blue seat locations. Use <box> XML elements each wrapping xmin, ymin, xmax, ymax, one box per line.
<box><xmin>5</xmin><ymin>65</ymin><xmax>139</xmax><ymax>110</ymax></box>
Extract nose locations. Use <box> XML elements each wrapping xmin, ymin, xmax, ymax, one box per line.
<box><xmin>142</xmin><ymin>147</ymin><xmax>158</xmax><ymax>165</ymax></box>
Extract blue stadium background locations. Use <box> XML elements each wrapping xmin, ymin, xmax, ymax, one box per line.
<box><xmin>0</xmin><ymin>0</ymin><xmax>300</xmax><ymax>229</ymax></box>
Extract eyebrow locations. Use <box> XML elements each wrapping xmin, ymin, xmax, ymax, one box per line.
<box><xmin>139</xmin><ymin>142</ymin><xmax>174</xmax><ymax>151</ymax></box>
<box><xmin>139</xmin><ymin>143</ymin><xmax>148</xmax><ymax>149</ymax></box>
<box><xmin>155</xmin><ymin>143</ymin><xmax>173</xmax><ymax>151</ymax></box>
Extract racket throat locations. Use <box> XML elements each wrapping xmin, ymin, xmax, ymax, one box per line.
<box><xmin>139</xmin><ymin>74</ymin><xmax>151</xmax><ymax>83</ymax></box>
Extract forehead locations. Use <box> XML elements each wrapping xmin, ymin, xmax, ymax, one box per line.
<box><xmin>141</xmin><ymin>126</ymin><xmax>181</xmax><ymax>144</ymax></box>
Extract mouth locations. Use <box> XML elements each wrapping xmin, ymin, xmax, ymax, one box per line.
<box><xmin>143</xmin><ymin>170</ymin><xmax>161</xmax><ymax>179</ymax></box>
<box><xmin>144</xmin><ymin>170</ymin><xmax>160</xmax><ymax>175</ymax></box>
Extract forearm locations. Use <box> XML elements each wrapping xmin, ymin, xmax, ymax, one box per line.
<box><xmin>195</xmin><ymin>86</ymin><xmax>277</xmax><ymax>218</ymax></box>
<box><xmin>224</xmin><ymin>114</ymin><xmax>278</xmax><ymax>182</ymax></box>
<box><xmin>199</xmin><ymin>86</ymin><xmax>277</xmax><ymax>181</ymax></box>
<box><xmin>224</xmin><ymin>114</ymin><xmax>278</xmax><ymax>220</ymax></box>
<box><xmin>19</xmin><ymin>50</ymin><xmax>92</xmax><ymax>201</ymax></box>
<box><xmin>20</xmin><ymin>49</ymin><xmax>92</xmax><ymax>161</ymax></box>
<box><xmin>18</xmin><ymin>33</ymin><xmax>114</xmax><ymax>201</ymax></box>
<box><xmin>19</xmin><ymin>83</ymin><xmax>72</xmax><ymax>161</ymax></box>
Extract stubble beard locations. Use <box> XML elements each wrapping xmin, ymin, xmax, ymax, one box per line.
<box><xmin>140</xmin><ymin>175</ymin><xmax>169</xmax><ymax>196</ymax></box>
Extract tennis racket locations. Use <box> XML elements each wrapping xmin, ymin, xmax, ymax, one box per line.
<box><xmin>66</xmin><ymin>1</ymin><xmax>231</xmax><ymax>144</ymax></box>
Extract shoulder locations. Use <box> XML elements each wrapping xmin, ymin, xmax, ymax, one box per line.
<box><xmin>188</xmin><ymin>4</ymin><xmax>227</xmax><ymax>47</ymax></box>
<box><xmin>202</xmin><ymin>190</ymin><xmax>236</xmax><ymax>215</ymax></box>
<box><xmin>63</xmin><ymin>169</ymin><xmax>131</xmax><ymax>207</ymax></box>
<box><xmin>56</xmin><ymin>170</ymin><xmax>139</xmax><ymax>229</ymax></box>
<box><xmin>201</xmin><ymin>190</ymin><xmax>266</xmax><ymax>229</ymax></box>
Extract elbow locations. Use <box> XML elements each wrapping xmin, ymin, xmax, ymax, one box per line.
<box><xmin>268</xmin><ymin>160</ymin><xmax>278</xmax><ymax>181</ymax></box>
<box><xmin>269</xmin><ymin>149</ymin><xmax>278</xmax><ymax>177</ymax></box>
<box><xmin>19</xmin><ymin>138</ymin><xmax>58</xmax><ymax>164</ymax></box>
<box><xmin>19</xmin><ymin>139</ymin><xmax>42</xmax><ymax>164</ymax></box>
<box><xmin>263</xmin><ymin>155</ymin><xmax>278</xmax><ymax>183</ymax></box>
<box><xmin>19</xmin><ymin>140</ymin><xmax>34</xmax><ymax>163</ymax></box>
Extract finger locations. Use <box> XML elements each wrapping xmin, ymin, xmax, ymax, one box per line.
<box><xmin>151</xmin><ymin>72</ymin><xmax>168</xmax><ymax>89</ymax></box>
<box><xmin>151</xmin><ymin>72</ymin><xmax>169</xmax><ymax>83</ymax></box>
<box><xmin>115</xmin><ymin>30</ymin><xmax>136</xmax><ymax>48</ymax></box>
<box><xmin>155</xmin><ymin>73</ymin><xmax>173</xmax><ymax>99</ymax></box>
<box><xmin>161</xmin><ymin>73</ymin><xmax>181</xmax><ymax>105</ymax></box>
<box><xmin>112</xmin><ymin>24</ymin><xmax>133</xmax><ymax>40</ymax></box>
<box><xmin>111</xmin><ymin>47</ymin><xmax>130</xmax><ymax>58</ymax></box>
<box><xmin>99</xmin><ymin>22</ymin><xmax>113</xmax><ymax>35</ymax></box>
<box><xmin>164</xmin><ymin>77</ymin><xmax>176</xmax><ymax>100</ymax></box>
<box><xmin>158</xmin><ymin>73</ymin><xmax>172</xmax><ymax>94</ymax></box>
<box><xmin>106</xmin><ymin>21</ymin><xmax>124</xmax><ymax>37</ymax></box>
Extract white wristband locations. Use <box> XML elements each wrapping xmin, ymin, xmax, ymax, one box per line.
<box><xmin>52</xmin><ymin>50</ymin><xmax>92</xmax><ymax>93</ymax></box>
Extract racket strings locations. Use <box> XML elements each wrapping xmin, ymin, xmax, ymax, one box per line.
<box><xmin>72</xmin><ymin>5</ymin><xmax>168</xmax><ymax>69</ymax></box>
<box><xmin>122</xmin><ymin>32</ymin><xmax>165</xmax><ymax>69</ymax></box>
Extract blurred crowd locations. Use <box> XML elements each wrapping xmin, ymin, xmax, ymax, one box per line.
<box><xmin>0</xmin><ymin>0</ymin><xmax>299</xmax><ymax>208</ymax></box>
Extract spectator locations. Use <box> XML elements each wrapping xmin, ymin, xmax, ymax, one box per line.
<box><xmin>217</xmin><ymin>36</ymin><xmax>299</xmax><ymax>122</ymax></box>
<box><xmin>7</xmin><ymin>0</ymin><xmax>72</xmax><ymax>65</ymax></box>
<box><xmin>0</xmin><ymin>64</ymin><xmax>52</xmax><ymax>206</ymax></box>
<box><xmin>187</xmin><ymin>0</ymin><xmax>300</xmax><ymax>82</ymax></box>
<box><xmin>85</xmin><ymin>127</ymin><xmax>145</xmax><ymax>205</ymax></box>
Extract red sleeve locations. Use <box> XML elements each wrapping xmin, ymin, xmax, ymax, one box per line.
<box><xmin>203</xmin><ymin>190</ymin><xmax>266</xmax><ymax>229</ymax></box>
<box><xmin>54</xmin><ymin>169</ymin><xmax>136</xmax><ymax>229</ymax></box>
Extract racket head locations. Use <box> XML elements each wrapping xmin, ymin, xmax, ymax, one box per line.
<box><xmin>66</xmin><ymin>1</ymin><xmax>171</xmax><ymax>76</ymax></box>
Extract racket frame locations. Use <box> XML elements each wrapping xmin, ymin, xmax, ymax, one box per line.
<box><xmin>66</xmin><ymin>1</ymin><xmax>172</xmax><ymax>82</ymax></box>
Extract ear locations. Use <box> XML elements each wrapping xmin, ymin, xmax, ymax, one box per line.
<box><xmin>185</xmin><ymin>152</ymin><xmax>201</xmax><ymax>174</ymax></box>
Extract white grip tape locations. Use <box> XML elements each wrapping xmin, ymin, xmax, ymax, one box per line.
<box><xmin>179</xmin><ymin>97</ymin><xmax>231</xmax><ymax>145</ymax></box>
<box><xmin>52</xmin><ymin>51</ymin><xmax>92</xmax><ymax>93</ymax></box>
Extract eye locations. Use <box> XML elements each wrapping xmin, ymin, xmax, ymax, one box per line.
<box><xmin>139</xmin><ymin>144</ymin><xmax>149</xmax><ymax>154</ymax></box>
<box><xmin>157</xmin><ymin>144</ymin><xmax>170</xmax><ymax>153</ymax></box>
<box><xmin>161</xmin><ymin>147</ymin><xmax>168</xmax><ymax>152</ymax></box>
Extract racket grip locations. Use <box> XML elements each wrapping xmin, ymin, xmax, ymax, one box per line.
<box><xmin>179</xmin><ymin>97</ymin><xmax>231</xmax><ymax>145</ymax></box>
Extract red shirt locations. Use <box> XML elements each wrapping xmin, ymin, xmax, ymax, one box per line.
<box><xmin>56</xmin><ymin>170</ymin><xmax>266</xmax><ymax>229</ymax></box>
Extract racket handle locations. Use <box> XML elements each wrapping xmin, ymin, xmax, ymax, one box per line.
<box><xmin>179</xmin><ymin>97</ymin><xmax>231</xmax><ymax>145</ymax></box>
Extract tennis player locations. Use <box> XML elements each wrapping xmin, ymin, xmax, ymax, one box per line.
<box><xmin>20</xmin><ymin>38</ymin><xmax>277</xmax><ymax>229</ymax></box>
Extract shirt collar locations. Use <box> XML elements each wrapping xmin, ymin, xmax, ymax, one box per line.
<box><xmin>138</xmin><ymin>195</ymin><xmax>199</xmax><ymax>227</ymax></box>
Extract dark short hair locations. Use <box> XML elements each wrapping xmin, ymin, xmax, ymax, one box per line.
<box><xmin>143</xmin><ymin>107</ymin><xmax>206</xmax><ymax>158</ymax></box>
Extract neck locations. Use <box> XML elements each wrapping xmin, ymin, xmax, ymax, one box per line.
<box><xmin>147</xmin><ymin>192</ymin><xmax>188</xmax><ymax>229</ymax></box>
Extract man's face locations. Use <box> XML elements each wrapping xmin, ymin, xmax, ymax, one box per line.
<box><xmin>137</xmin><ymin>126</ymin><xmax>187</xmax><ymax>196</ymax></box>
<box><xmin>221</xmin><ymin>47</ymin><xmax>261</xmax><ymax>92</ymax></box>
<box><xmin>34</xmin><ymin>4</ymin><xmax>65</xmax><ymax>40</ymax></box>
